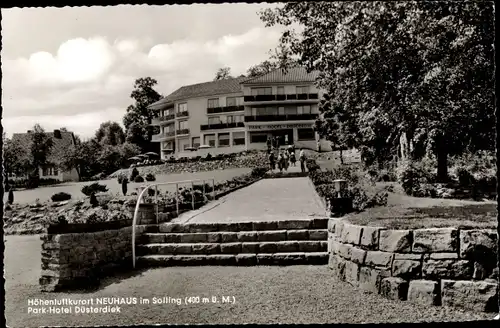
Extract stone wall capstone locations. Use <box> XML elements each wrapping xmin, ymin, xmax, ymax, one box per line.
<box><xmin>328</xmin><ymin>218</ymin><xmax>499</xmax><ymax>313</ymax></box>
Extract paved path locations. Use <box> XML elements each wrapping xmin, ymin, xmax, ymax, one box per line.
<box><xmin>175</xmin><ymin>173</ymin><xmax>326</xmax><ymax>224</ymax></box>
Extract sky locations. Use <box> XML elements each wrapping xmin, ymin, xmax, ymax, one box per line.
<box><xmin>1</xmin><ymin>4</ymin><xmax>285</xmax><ymax>140</ymax></box>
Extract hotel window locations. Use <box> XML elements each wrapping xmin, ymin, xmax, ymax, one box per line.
<box><xmin>278</xmin><ymin>107</ymin><xmax>285</xmax><ymax>115</ymax></box>
<box><xmin>297</xmin><ymin>105</ymin><xmax>312</xmax><ymax>114</ymax></box>
<box><xmin>285</xmin><ymin>107</ymin><xmax>298</xmax><ymax>115</ymax></box>
<box><xmin>178</xmin><ymin>138</ymin><xmax>190</xmax><ymax>151</ymax></box>
<box><xmin>218</xmin><ymin>133</ymin><xmax>230</xmax><ymax>147</ymax></box>
<box><xmin>250</xmin><ymin>133</ymin><xmax>268</xmax><ymax>143</ymax></box>
<box><xmin>192</xmin><ymin>137</ymin><xmax>200</xmax><ymax>149</ymax></box>
<box><xmin>208</xmin><ymin>98</ymin><xmax>219</xmax><ymax>108</ymax></box>
<box><xmin>267</xmin><ymin>106</ymin><xmax>278</xmax><ymax>115</ymax></box>
<box><xmin>178</xmin><ymin>103</ymin><xmax>187</xmax><ymax>113</ymax></box>
<box><xmin>228</xmin><ymin>115</ymin><xmax>244</xmax><ymax>123</ymax></box>
<box><xmin>208</xmin><ymin>116</ymin><xmax>221</xmax><ymax>125</ymax></box>
<box><xmin>298</xmin><ymin>128</ymin><xmax>315</xmax><ymax>141</ymax></box>
<box><xmin>226</xmin><ymin>97</ymin><xmax>237</xmax><ymax>107</ymax></box>
<box><xmin>277</xmin><ymin>86</ymin><xmax>285</xmax><ymax>95</ymax></box>
<box><xmin>233</xmin><ymin>132</ymin><xmax>245</xmax><ymax>146</ymax></box>
<box><xmin>179</xmin><ymin>120</ymin><xmax>188</xmax><ymax>130</ymax></box>
<box><xmin>251</xmin><ymin>87</ymin><xmax>272</xmax><ymax>96</ymax></box>
<box><xmin>204</xmin><ymin>134</ymin><xmax>216</xmax><ymax>147</ymax></box>
<box><xmin>296</xmin><ymin>86</ymin><xmax>309</xmax><ymax>94</ymax></box>
<box><xmin>220</xmin><ymin>115</ymin><xmax>228</xmax><ymax>124</ymax></box>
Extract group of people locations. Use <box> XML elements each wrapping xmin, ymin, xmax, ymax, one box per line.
<box><xmin>268</xmin><ymin>144</ymin><xmax>307</xmax><ymax>173</ymax></box>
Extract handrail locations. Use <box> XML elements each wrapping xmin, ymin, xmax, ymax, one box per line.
<box><xmin>131</xmin><ymin>178</ymin><xmax>215</xmax><ymax>268</ymax></box>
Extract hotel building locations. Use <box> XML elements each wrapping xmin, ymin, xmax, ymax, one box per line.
<box><xmin>149</xmin><ymin>67</ymin><xmax>332</xmax><ymax>159</ymax></box>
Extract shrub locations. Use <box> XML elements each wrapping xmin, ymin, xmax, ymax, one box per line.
<box><xmin>306</xmin><ymin>159</ymin><xmax>321</xmax><ymax>172</ymax></box>
<box><xmin>205</xmin><ymin>153</ymin><xmax>213</xmax><ymax>161</ymax></box>
<box><xmin>51</xmin><ymin>192</ymin><xmax>72</xmax><ymax>202</ymax></box>
<box><xmin>145</xmin><ymin>173</ymin><xmax>156</xmax><ymax>181</ymax></box>
<box><xmin>130</xmin><ymin>167</ymin><xmax>139</xmax><ymax>181</ymax></box>
<box><xmin>134</xmin><ymin>175</ymin><xmax>145</xmax><ymax>183</ymax></box>
<box><xmin>8</xmin><ymin>189</ymin><xmax>14</xmax><ymax>204</ymax></box>
<box><xmin>26</xmin><ymin>174</ymin><xmax>40</xmax><ymax>189</ymax></box>
<box><xmin>89</xmin><ymin>193</ymin><xmax>99</xmax><ymax>207</ymax></box>
<box><xmin>251</xmin><ymin>167</ymin><xmax>268</xmax><ymax>178</ymax></box>
<box><xmin>117</xmin><ymin>174</ymin><xmax>128</xmax><ymax>184</ymax></box>
<box><xmin>397</xmin><ymin>160</ymin><xmax>436</xmax><ymax>197</ymax></box>
<box><xmin>81</xmin><ymin>182</ymin><xmax>109</xmax><ymax>197</ymax></box>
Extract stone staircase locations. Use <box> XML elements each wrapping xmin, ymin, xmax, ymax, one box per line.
<box><xmin>135</xmin><ymin>218</ymin><xmax>329</xmax><ymax>267</ymax></box>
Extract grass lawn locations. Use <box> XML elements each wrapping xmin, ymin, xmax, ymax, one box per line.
<box><xmin>4</xmin><ymin>167</ymin><xmax>251</xmax><ymax>205</ymax></box>
<box><xmin>5</xmin><ymin>237</ymin><xmax>491</xmax><ymax>327</ymax></box>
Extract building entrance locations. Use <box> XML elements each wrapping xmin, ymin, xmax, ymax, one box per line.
<box><xmin>269</xmin><ymin>129</ymin><xmax>294</xmax><ymax>146</ymax></box>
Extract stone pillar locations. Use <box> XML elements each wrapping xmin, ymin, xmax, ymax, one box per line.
<box><xmin>293</xmin><ymin>128</ymin><xmax>299</xmax><ymax>145</ymax></box>
<box><xmin>245</xmin><ymin>131</ymin><xmax>250</xmax><ymax>151</ymax></box>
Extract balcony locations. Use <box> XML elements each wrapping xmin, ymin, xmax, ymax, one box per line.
<box><xmin>176</xmin><ymin>128</ymin><xmax>190</xmax><ymax>136</ymax></box>
<box><xmin>200</xmin><ymin>122</ymin><xmax>245</xmax><ymax>131</ymax></box>
<box><xmin>207</xmin><ymin>105</ymin><xmax>244</xmax><ymax>114</ymax></box>
<box><xmin>244</xmin><ymin>114</ymin><xmax>318</xmax><ymax>122</ymax></box>
<box><xmin>176</xmin><ymin>111</ymin><xmax>189</xmax><ymax>118</ymax></box>
<box><xmin>151</xmin><ymin>130</ymin><xmax>175</xmax><ymax>141</ymax></box>
<box><xmin>159</xmin><ymin>113</ymin><xmax>176</xmax><ymax>121</ymax></box>
<box><xmin>243</xmin><ymin>93</ymin><xmax>319</xmax><ymax>104</ymax></box>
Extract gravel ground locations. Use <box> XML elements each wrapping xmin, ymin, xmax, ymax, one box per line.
<box><xmin>6</xmin><ymin>265</ymin><xmax>493</xmax><ymax>327</ymax></box>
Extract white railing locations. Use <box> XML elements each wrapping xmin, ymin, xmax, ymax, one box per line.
<box><xmin>131</xmin><ymin>178</ymin><xmax>216</xmax><ymax>268</ymax></box>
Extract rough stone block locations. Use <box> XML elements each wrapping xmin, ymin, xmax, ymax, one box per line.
<box><xmin>334</xmin><ymin>222</ymin><xmax>344</xmax><ymax>240</ymax></box>
<box><xmin>237</xmin><ymin>222</ymin><xmax>254</xmax><ymax>231</ymax></box>
<box><xmin>298</xmin><ymin>241</ymin><xmax>322</xmax><ymax>252</ymax></box>
<box><xmin>159</xmin><ymin>223</ymin><xmax>183</xmax><ymax>233</ymax></box>
<box><xmin>394</xmin><ymin>253</ymin><xmax>423</xmax><ymax>261</ymax></box>
<box><xmin>276</xmin><ymin>241</ymin><xmax>300</xmax><ymax>253</ymax></box>
<box><xmin>160</xmin><ymin>244</ymin><xmax>192</xmax><ymax>255</ymax></box>
<box><xmin>180</xmin><ymin>233</ymin><xmax>208</xmax><ymax>243</ymax></box>
<box><xmin>188</xmin><ymin>223</ymin><xmax>219</xmax><ymax>233</ymax></box>
<box><xmin>311</xmin><ymin>218</ymin><xmax>328</xmax><ymax>229</ymax></box>
<box><xmin>422</xmin><ymin>260</ymin><xmax>472</xmax><ymax>280</ymax></box>
<box><xmin>146</xmin><ymin>234</ymin><xmax>166</xmax><ymax>244</ymax></box>
<box><xmin>309</xmin><ymin>230</ymin><xmax>328</xmax><ymax>241</ymax></box>
<box><xmin>235</xmin><ymin>254</ymin><xmax>257</xmax><ymax>266</ymax></box>
<box><xmin>219</xmin><ymin>232</ymin><xmax>239</xmax><ymax>243</ymax></box>
<box><xmin>337</xmin><ymin>243</ymin><xmax>353</xmax><ymax>260</ymax></box>
<box><xmin>329</xmin><ymin>240</ymin><xmax>341</xmax><ymax>255</ymax></box>
<box><xmin>407</xmin><ymin>280</ymin><xmax>440</xmax><ymax>306</ymax></box>
<box><xmin>413</xmin><ymin>228</ymin><xmax>458</xmax><ymax>253</ymax></box>
<box><xmin>379</xmin><ymin>230</ymin><xmax>412</xmax><ymax>253</ymax></box>
<box><xmin>277</xmin><ymin>220</ymin><xmax>311</xmax><ymax>230</ymax></box>
<box><xmin>350</xmin><ymin>247</ymin><xmax>366</xmax><ymax>265</ymax></box>
<box><xmin>340</xmin><ymin>224</ymin><xmax>363</xmax><ymax>245</ymax></box>
<box><xmin>459</xmin><ymin>229</ymin><xmax>497</xmax><ymax>261</ymax></box>
<box><xmin>427</xmin><ymin>253</ymin><xmax>459</xmax><ymax>260</ymax></box>
<box><xmin>257</xmin><ymin>231</ymin><xmax>287</xmax><ymax>242</ymax></box>
<box><xmin>360</xmin><ymin>226</ymin><xmax>383</xmax><ymax>250</ymax></box>
<box><xmin>392</xmin><ymin>260</ymin><xmax>422</xmax><ymax>279</ymax></box>
<box><xmin>259</xmin><ymin>242</ymin><xmax>278</xmax><ymax>253</ymax></box>
<box><xmin>380</xmin><ymin>277</ymin><xmax>409</xmax><ymax>301</ymax></box>
<box><xmin>253</xmin><ymin>221</ymin><xmax>278</xmax><ymax>231</ymax></box>
<box><xmin>365</xmin><ymin>251</ymin><xmax>393</xmax><ymax>268</ymax></box>
<box><xmin>206</xmin><ymin>233</ymin><xmax>221</xmax><ymax>243</ymax></box>
<box><xmin>237</xmin><ymin>232</ymin><xmax>257</xmax><ymax>242</ymax></box>
<box><xmin>241</xmin><ymin>242</ymin><xmax>259</xmax><ymax>253</ymax></box>
<box><xmin>256</xmin><ymin>254</ymin><xmax>274</xmax><ymax>265</ymax></box>
<box><xmin>329</xmin><ymin>254</ymin><xmax>346</xmax><ymax>280</ymax></box>
<box><xmin>441</xmin><ymin>280</ymin><xmax>498</xmax><ymax>312</ymax></box>
<box><xmin>220</xmin><ymin>243</ymin><xmax>242</xmax><ymax>254</ymax></box>
<box><xmin>344</xmin><ymin>261</ymin><xmax>360</xmax><ymax>285</ymax></box>
<box><xmin>327</xmin><ymin>219</ymin><xmax>336</xmax><ymax>233</ymax></box>
<box><xmin>287</xmin><ymin>230</ymin><xmax>309</xmax><ymax>241</ymax></box>
<box><xmin>219</xmin><ymin>223</ymin><xmax>240</xmax><ymax>232</ymax></box>
<box><xmin>358</xmin><ymin>267</ymin><xmax>386</xmax><ymax>293</ymax></box>
<box><xmin>473</xmin><ymin>262</ymin><xmax>487</xmax><ymax>280</ymax></box>
<box><xmin>272</xmin><ymin>252</ymin><xmax>306</xmax><ymax>265</ymax></box>
<box><xmin>191</xmin><ymin>244</ymin><xmax>220</xmax><ymax>255</ymax></box>
<box><xmin>305</xmin><ymin>252</ymin><xmax>328</xmax><ymax>265</ymax></box>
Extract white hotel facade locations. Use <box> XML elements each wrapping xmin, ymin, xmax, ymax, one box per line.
<box><xmin>149</xmin><ymin>67</ymin><xmax>332</xmax><ymax>159</ymax></box>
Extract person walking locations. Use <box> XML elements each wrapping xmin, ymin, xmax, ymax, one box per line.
<box><xmin>277</xmin><ymin>152</ymin><xmax>284</xmax><ymax>172</ymax></box>
<box><xmin>266</xmin><ymin>137</ymin><xmax>272</xmax><ymax>154</ymax></box>
<box><xmin>283</xmin><ymin>151</ymin><xmax>289</xmax><ymax>171</ymax></box>
<box><xmin>299</xmin><ymin>148</ymin><xmax>306</xmax><ymax>173</ymax></box>
<box><xmin>268</xmin><ymin>151</ymin><xmax>275</xmax><ymax>171</ymax></box>
<box><xmin>290</xmin><ymin>151</ymin><xmax>296</xmax><ymax>166</ymax></box>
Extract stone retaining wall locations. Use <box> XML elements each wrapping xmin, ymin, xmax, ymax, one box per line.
<box><xmin>328</xmin><ymin>219</ymin><xmax>499</xmax><ymax>312</ymax></box>
<box><xmin>40</xmin><ymin>224</ymin><xmax>149</xmax><ymax>292</ymax></box>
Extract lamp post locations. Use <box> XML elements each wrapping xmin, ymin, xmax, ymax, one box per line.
<box><xmin>333</xmin><ymin>179</ymin><xmax>347</xmax><ymax>198</ymax></box>
<box><xmin>329</xmin><ymin>179</ymin><xmax>352</xmax><ymax>218</ymax></box>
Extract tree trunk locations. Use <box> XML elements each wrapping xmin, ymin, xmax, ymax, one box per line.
<box><xmin>436</xmin><ymin>146</ymin><xmax>448</xmax><ymax>183</ymax></box>
<box><xmin>340</xmin><ymin>149</ymin><xmax>344</xmax><ymax>165</ymax></box>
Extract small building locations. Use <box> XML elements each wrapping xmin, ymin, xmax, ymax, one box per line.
<box><xmin>148</xmin><ymin>66</ymin><xmax>332</xmax><ymax>159</ymax></box>
<box><xmin>11</xmin><ymin>129</ymin><xmax>80</xmax><ymax>182</ymax></box>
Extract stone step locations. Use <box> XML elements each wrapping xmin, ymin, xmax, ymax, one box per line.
<box><xmin>137</xmin><ymin>241</ymin><xmax>327</xmax><ymax>256</ymax></box>
<box><xmin>141</xmin><ymin>229</ymin><xmax>328</xmax><ymax>244</ymax></box>
<box><xmin>144</xmin><ymin>218</ymin><xmax>328</xmax><ymax>234</ymax></box>
<box><xmin>136</xmin><ymin>252</ymin><xmax>328</xmax><ymax>267</ymax></box>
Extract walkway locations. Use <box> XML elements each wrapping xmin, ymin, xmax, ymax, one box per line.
<box><xmin>174</xmin><ymin>171</ymin><xmax>326</xmax><ymax>224</ymax></box>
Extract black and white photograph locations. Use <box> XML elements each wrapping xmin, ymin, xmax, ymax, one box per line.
<box><xmin>1</xmin><ymin>1</ymin><xmax>498</xmax><ymax>326</ymax></box>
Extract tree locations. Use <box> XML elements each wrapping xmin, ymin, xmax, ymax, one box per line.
<box><xmin>59</xmin><ymin>138</ymin><xmax>101</xmax><ymax>181</ymax></box>
<box><xmin>214</xmin><ymin>67</ymin><xmax>233</xmax><ymax>81</ymax></box>
<box><xmin>95</xmin><ymin>121</ymin><xmax>126</xmax><ymax>146</ymax></box>
<box><xmin>29</xmin><ymin>124</ymin><xmax>54</xmax><ymax>178</ymax></box>
<box><xmin>246</xmin><ymin>60</ymin><xmax>278</xmax><ymax>78</ymax></box>
<box><xmin>3</xmin><ymin>137</ymin><xmax>29</xmax><ymax>177</ymax></box>
<box><xmin>123</xmin><ymin>77</ymin><xmax>162</xmax><ymax>153</ymax></box>
<box><xmin>260</xmin><ymin>1</ymin><xmax>495</xmax><ymax>182</ymax></box>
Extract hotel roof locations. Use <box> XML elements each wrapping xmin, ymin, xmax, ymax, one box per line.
<box><xmin>241</xmin><ymin>66</ymin><xmax>320</xmax><ymax>84</ymax></box>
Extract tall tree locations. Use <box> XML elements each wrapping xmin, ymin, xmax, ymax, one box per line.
<box><xmin>123</xmin><ymin>77</ymin><xmax>162</xmax><ymax>152</ymax></box>
<box><xmin>29</xmin><ymin>124</ymin><xmax>54</xmax><ymax>178</ymax></box>
<box><xmin>95</xmin><ymin>121</ymin><xmax>126</xmax><ymax>146</ymax></box>
<box><xmin>3</xmin><ymin>138</ymin><xmax>29</xmax><ymax>177</ymax></box>
<box><xmin>214</xmin><ymin>67</ymin><xmax>233</xmax><ymax>81</ymax></box>
<box><xmin>260</xmin><ymin>1</ymin><xmax>495</xmax><ymax>182</ymax></box>
<box><xmin>246</xmin><ymin>60</ymin><xmax>278</xmax><ymax>78</ymax></box>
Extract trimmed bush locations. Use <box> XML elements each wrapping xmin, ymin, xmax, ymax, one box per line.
<box><xmin>8</xmin><ymin>189</ymin><xmax>14</xmax><ymax>204</ymax></box>
<box><xmin>397</xmin><ymin>160</ymin><xmax>436</xmax><ymax>197</ymax></box>
<box><xmin>306</xmin><ymin>159</ymin><xmax>321</xmax><ymax>172</ymax></box>
<box><xmin>117</xmin><ymin>174</ymin><xmax>128</xmax><ymax>184</ymax></box>
<box><xmin>130</xmin><ymin>167</ymin><xmax>139</xmax><ymax>181</ymax></box>
<box><xmin>145</xmin><ymin>173</ymin><xmax>156</xmax><ymax>182</ymax></box>
<box><xmin>89</xmin><ymin>193</ymin><xmax>99</xmax><ymax>207</ymax></box>
<box><xmin>121</xmin><ymin>178</ymin><xmax>128</xmax><ymax>196</ymax></box>
<box><xmin>51</xmin><ymin>192</ymin><xmax>72</xmax><ymax>202</ymax></box>
<box><xmin>134</xmin><ymin>175</ymin><xmax>145</xmax><ymax>183</ymax></box>
<box><xmin>251</xmin><ymin>167</ymin><xmax>268</xmax><ymax>178</ymax></box>
<box><xmin>81</xmin><ymin>182</ymin><xmax>109</xmax><ymax>197</ymax></box>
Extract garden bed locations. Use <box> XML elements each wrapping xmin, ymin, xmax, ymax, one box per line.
<box><xmin>344</xmin><ymin>203</ymin><xmax>497</xmax><ymax>230</ymax></box>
